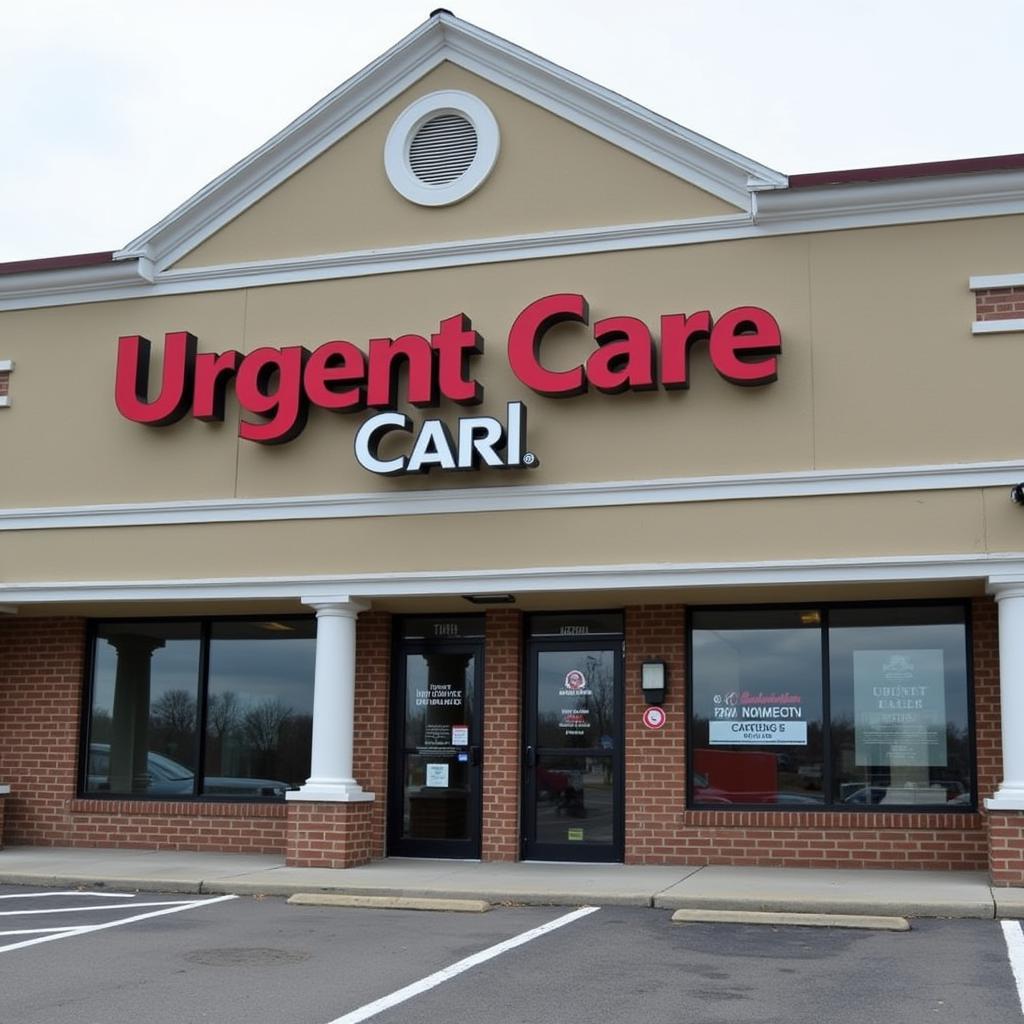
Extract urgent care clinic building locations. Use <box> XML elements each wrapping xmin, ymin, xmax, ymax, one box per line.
<box><xmin>2</xmin><ymin>12</ymin><xmax>1024</xmax><ymax>882</ymax></box>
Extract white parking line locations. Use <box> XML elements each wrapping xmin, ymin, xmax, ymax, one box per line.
<box><xmin>324</xmin><ymin>905</ymin><xmax>601</xmax><ymax>1024</ymax></box>
<box><xmin>0</xmin><ymin>899</ymin><xmax>201</xmax><ymax>916</ymax></box>
<box><xmin>0</xmin><ymin>894</ymin><xmax>238</xmax><ymax>954</ymax></box>
<box><xmin>1003</xmin><ymin>920</ymin><xmax>1024</xmax><ymax>1016</ymax></box>
<box><xmin>0</xmin><ymin>891</ymin><xmax>138</xmax><ymax>900</ymax></box>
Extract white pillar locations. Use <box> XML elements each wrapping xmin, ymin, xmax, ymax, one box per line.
<box><xmin>986</xmin><ymin>584</ymin><xmax>1024</xmax><ymax>810</ymax></box>
<box><xmin>287</xmin><ymin>599</ymin><xmax>374</xmax><ymax>803</ymax></box>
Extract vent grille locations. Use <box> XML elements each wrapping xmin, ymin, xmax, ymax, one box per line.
<box><xmin>409</xmin><ymin>113</ymin><xmax>478</xmax><ymax>185</ymax></box>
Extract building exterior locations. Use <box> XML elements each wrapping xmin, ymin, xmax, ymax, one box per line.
<box><xmin>2</xmin><ymin>12</ymin><xmax>1024</xmax><ymax>882</ymax></box>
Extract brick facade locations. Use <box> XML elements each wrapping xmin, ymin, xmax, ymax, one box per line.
<box><xmin>0</xmin><ymin>598</ymin><xmax>1020</xmax><ymax>879</ymax></box>
<box><xmin>621</xmin><ymin>598</ymin><xmax>998</xmax><ymax>872</ymax></box>
<box><xmin>975</xmin><ymin>286</ymin><xmax>1024</xmax><ymax>322</ymax></box>
<box><xmin>351</xmin><ymin>610</ymin><xmax>392</xmax><ymax>859</ymax></box>
<box><xmin>482</xmin><ymin>608</ymin><xmax>522</xmax><ymax>861</ymax></box>
<box><xmin>988</xmin><ymin>812</ymin><xmax>1024</xmax><ymax>886</ymax></box>
<box><xmin>286</xmin><ymin>799</ymin><xmax>374</xmax><ymax>868</ymax></box>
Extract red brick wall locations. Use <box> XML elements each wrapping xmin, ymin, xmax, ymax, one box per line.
<box><xmin>286</xmin><ymin>800</ymin><xmax>374</xmax><ymax>868</ymax></box>
<box><xmin>973</xmin><ymin>597</ymin><xmax>1001</xmax><ymax>805</ymax></box>
<box><xmin>482</xmin><ymin>609</ymin><xmax>522</xmax><ymax>861</ymax></box>
<box><xmin>989</xmin><ymin>812</ymin><xmax>1024</xmax><ymax>885</ymax></box>
<box><xmin>353</xmin><ymin>610</ymin><xmax>391</xmax><ymax>858</ymax></box>
<box><xmin>975</xmin><ymin>286</ymin><xmax>1024</xmax><ymax>321</ymax></box>
<box><xmin>0</xmin><ymin>616</ymin><xmax>286</xmax><ymax>854</ymax></box>
<box><xmin>0</xmin><ymin>617</ymin><xmax>86</xmax><ymax>844</ymax></box>
<box><xmin>65</xmin><ymin>799</ymin><xmax>285</xmax><ymax>853</ymax></box>
<box><xmin>623</xmin><ymin>599</ymin><xmax>995</xmax><ymax>871</ymax></box>
<box><xmin>624</xmin><ymin>605</ymin><xmax>687</xmax><ymax>864</ymax></box>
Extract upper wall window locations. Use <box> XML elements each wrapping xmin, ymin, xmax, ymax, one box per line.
<box><xmin>689</xmin><ymin>603</ymin><xmax>972</xmax><ymax>811</ymax></box>
<box><xmin>384</xmin><ymin>90</ymin><xmax>500</xmax><ymax>206</ymax></box>
<box><xmin>84</xmin><ymin>618</ymin><xmax>315</xmax><ymax>801</ymax></box>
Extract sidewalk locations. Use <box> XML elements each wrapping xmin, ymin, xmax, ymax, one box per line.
<box><xmin>2</xmin><ymin>846</ymin><xmax>1023</xmax><ymax>919</ymax></box>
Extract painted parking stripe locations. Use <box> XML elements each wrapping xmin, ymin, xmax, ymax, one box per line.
<box><xmin>324</xmin><ymin>905</ymin><xmax>600</xmax><ymax>1024</ymax></box>
<box><xmin>0</xmin><ymin>894</ymin><xmax>237</xmax><ymax>954</ymax></box>
<box><xmin>0</xmin><ymin>898</ymin><xmax>202</xmax><ymax>916</ymax></box>
<box><xmin>1003</xmin><ymin>920</ymin><xmax>1024</xmax><ymax>1016</ymax></box>
<box><xmin>0</xmin><ymin>891</ymin><xmax>138</xmax><ymax>900</ymax></box>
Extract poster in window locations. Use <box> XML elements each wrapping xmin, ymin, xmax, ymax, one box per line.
<box><xmin>853</xmin><ymin>649</ymin><xmax>947</xmax><ymax>767</ymax></box>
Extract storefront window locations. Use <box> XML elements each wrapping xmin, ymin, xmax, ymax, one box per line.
<box><xmin>690</xmin><ymin>610</ymin><xmax>825</xmax><ymax>806</ymax></box>
<box><xmin>84</xmin><ymin>618</ymin><xmax>315</xmax><ymax>800</ymax></box>
<box><xmin>689</xmin><ymin>603</ymin><xmax>973</xmax><ymax>811</ymax></box>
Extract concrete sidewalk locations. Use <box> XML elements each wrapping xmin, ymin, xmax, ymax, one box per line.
<box><xmin>0</xmin><ymin>846</ymin><xmax>1022</xmax><ymax>919</ymax></box>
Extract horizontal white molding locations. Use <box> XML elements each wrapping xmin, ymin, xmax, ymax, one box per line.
<box><xmin>4</xmin><ymin>171</ymin><xmax>1024</xmax><ymax>311</ymax></box>
<box><xmin>970</xmin><ymin>273</ymin><xmax>1024</xmax><ymax>290</ymax></box>
<box><xmin>0</xmin><ymin>360</ymin><xmax>13</xmax><ymax>372</ymax></box>
<box><xmin>973</xmin><ymin>319</ymin><xmax>1024</xmax><ymax>334</ymax></box>
<box><xmin>0</xmin><ymin>258</ymin><xmax>152</xmax><ymax>310</ymax></box>
<box><xmin>2</xmin><ymin>552</ymin><xmax>1024</xmax><ymax>606</ymax></box>
<box><xmin>2</xmin><ymin>458</ymin><xmax>1023</xmax><ymax>532</ymax></box>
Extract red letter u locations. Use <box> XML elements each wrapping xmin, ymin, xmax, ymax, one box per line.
<box><xmin>114</xmin><ymin>332</ymin><xmax>197</xmax><ymax>426</ymax></box>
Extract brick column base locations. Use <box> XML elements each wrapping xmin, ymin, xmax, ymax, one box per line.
<box><xmin>285</xmin><ymin>800</ymin><xmax>375</xmax><ymax>868</ymax></box>
<box><xmin>989</xmin><ymin>811</ymin><xmax>1024</xmax><ymax>885</ymax></box>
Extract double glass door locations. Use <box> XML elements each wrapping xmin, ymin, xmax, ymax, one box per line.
<box><xmin>388</xmin><ymin>618</ymin><xmax>484</xmax><ymax>859</ymax></box>
<box><xmin>522</xmin><ymin>616</ymin><xmax>624</xmax><ymax>862</ymax></box>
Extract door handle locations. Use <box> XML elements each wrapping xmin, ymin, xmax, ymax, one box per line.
<box><xmin>525</xmin><ymin>745</ymin><xmax>536</xmax><ymax>768</ymax></box>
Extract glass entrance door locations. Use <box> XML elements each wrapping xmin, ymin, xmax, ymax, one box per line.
<box><xmin>523</xmin><ymin>617</ymin><xmax>624</xmax><ymax>862</ymax></box>
<box><xmin>388</xmin><ymin>618</ymin><xmax>483</xmax><ymax>858</ymax></box>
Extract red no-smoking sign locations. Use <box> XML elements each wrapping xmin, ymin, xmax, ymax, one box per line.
<box><xmin>642</xmin><ymin>706</ymin><xmax>666</xmax><ymax>730</ymax></box>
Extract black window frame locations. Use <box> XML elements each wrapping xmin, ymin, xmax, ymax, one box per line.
<box><xmin>78</xmin><ymin>613</ymin><xmax>316</xmax><ymax>803</ymax></box>
<box><xmin>686</xmin><ymin>598</ymin><xmax>977</xmax><ymax>814</ymax></box>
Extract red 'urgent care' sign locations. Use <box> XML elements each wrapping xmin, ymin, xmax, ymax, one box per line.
<box><xmin>115</xmin><ymin>293</ymin><xmax>781</xmax><ymax>475</ymax></box>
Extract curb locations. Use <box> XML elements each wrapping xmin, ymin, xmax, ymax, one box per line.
<box><xmin>287</xmin><ymin>893</ymin><xmax>491</xmax><ymax>912</ymax></box>
<box><xmin>671</xmin><ymin>908</ymin><xmax>910</xmax><ymax>930</ymax></box>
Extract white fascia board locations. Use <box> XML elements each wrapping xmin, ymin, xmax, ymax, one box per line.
<box><xmin>3</xmin><ymin>458</ymin><xmax>1023</xmax><ymax>533</ymax></box>
<box><xmin>1</xmin><ymin>552</ymin><xmax>1022</xmax><ymax>606</ymax></box>
<box><xmin>438</xmin><ymin>18</ymin><xmax>784</xmax><ymax>207</ymax></box>
<box><xmin>0</xmin><ymin>258</ymin><xmax>152</xmax><ymax>309</ymax></box>
<box><xmin>0</xmin><ymin>360</ymin><xmax>13</xmax><ymax>372</ymax></box>
<box><xmin>973</xmin><ymin>319</ymin><xmax>1024</xmax><ymax>334</ymax></box>
<box><xmin>755</xmin><ymin>170</ymin><xmax>1024</xmax><ymax>229</ymax></box>
<box><xmin>970</xmin><ymin>273</ymin><xmax>1024</xmax><ymax>289</ymax></box>
<box><xmin>116</xmin><ymin>23</ymin><xmax>446</xmax><ymax>270</ymax></box>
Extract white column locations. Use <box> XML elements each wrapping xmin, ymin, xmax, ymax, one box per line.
<box><xmin>287</xmin><ymin>599</ymin><xmax>374</xmax><ymax>803</ymax></box>
<box><xmin>987</xmin><ymin>584</ymin><xmax>1024</xmax><ymax>810</ymax></box>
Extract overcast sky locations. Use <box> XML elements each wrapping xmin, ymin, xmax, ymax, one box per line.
<box><xmin>3</xmin><ymin>0</ymin><xmax>1022</xmax><ymax>263</ymax></box>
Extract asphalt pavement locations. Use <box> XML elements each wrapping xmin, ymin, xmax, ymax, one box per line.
<box><xmin>0</xmin><ymin>884</ymin><xmax>1021</xmax><ymax>1024</ymax></box>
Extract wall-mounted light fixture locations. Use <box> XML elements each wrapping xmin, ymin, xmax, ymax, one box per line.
<box><xmin>641</xmin><ymin>661</ymin><xmax>667</xmax><ymax>706</ymax></box>
<box><xmin>463</xmin><ymin>594</ymin><xmax>516</xmax><ymax>605</ymax></box>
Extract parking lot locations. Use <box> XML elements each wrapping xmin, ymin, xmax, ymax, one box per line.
<box><xmin>0</xmin><ymin>884</ymin><xmax>1022</xmax><ymax>1024</ymax></box>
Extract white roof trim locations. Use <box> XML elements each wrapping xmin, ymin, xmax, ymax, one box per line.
<box><xmin>1</xmin><ymin>458</ymin><xmax>1022</xmax><ymax>533</ymax></box>
<box><xmin>973</xmin><ymin>318</ymin><xmax>1024</xmax><ymax>335</ymax></box>
<box><xmin>0</xmin><ymin>551</ymin><xmax>1020</xmax><ymax>606</ymax></box>
<box><xmin>114</xmin><ymin>13</ymin><xmax>783</xmax><ymax>271</ymax></box>
<box><xmin>5</xmin><ymin>164</ymin><xmax>1024</xmax><ymax>311</ymax></box>
<box><xmin>970</xmin><ymin>273</ymin><xmax>1024</xmax><ymax>289</ymax></box>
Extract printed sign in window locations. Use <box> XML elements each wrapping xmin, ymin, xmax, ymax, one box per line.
<box><xmin>853</xmin><ymin>649</ymin><xmax>948</xmax><ymax>767</ymax></box>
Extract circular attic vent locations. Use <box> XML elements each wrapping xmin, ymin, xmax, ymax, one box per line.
<box><xmin>409</xmin><ymin>113</ymin><xmax>478</xmax><ymax>184</ymax></box>
<box><xmin>385</xmin><ymin>91</ymin><xmax>499</xmax><ymax>206</ymax></box>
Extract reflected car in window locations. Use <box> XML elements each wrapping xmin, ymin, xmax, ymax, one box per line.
<box><xmin>86</xmin><ymin>743</ymin><xmax>296</xmax><ymax>799</ymax></box>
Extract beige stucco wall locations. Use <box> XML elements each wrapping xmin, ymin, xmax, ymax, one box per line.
<box><xmin>0</xmin><ymin>488</ymin><xmax>992</xmax><ymax>585</ymax></box>
<box><xmin>174</xmin><ymin>62</ymin><xmax>738</xmax><ymax>269</ymax></box>
<box><xmin>1</xmin><ymin>213</ymin><xmax>1023</xmax><ymax>520</ymax></box>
